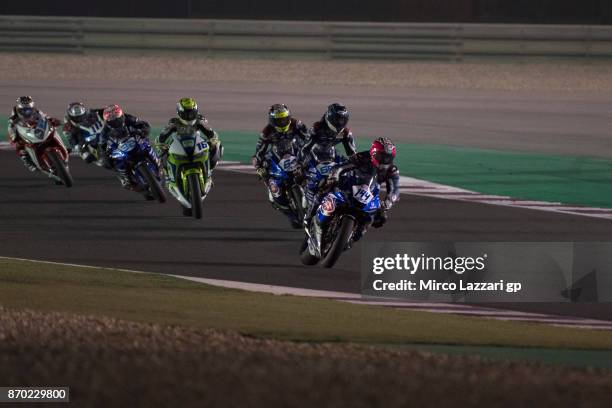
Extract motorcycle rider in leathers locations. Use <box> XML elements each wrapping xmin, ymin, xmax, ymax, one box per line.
<box><xmin>310</xmin><ymin>137</ymin><xmax>400</xmax><ymax>250</ymax></box>
<box><xmin>156</xmin><ymin>98</ymin><xmax>222</xmax><ymax>174</ymax></box>
<box><xmin>7</xmin><ymin>96</ymin><xmax>62</xmax><ymax>172</ymax></box>
<box><xmin>62</xmin><ymin>102</ymin><xmax>105</xmax><ymax>164</ymax></box>
<box><xmin>98</xmin><ymin>104</ymin><xmax>161</xmax><ymax>191</ymax></box>
<box><xmin>252</xmin><ymin>103</ymin><xmax>309</xmax><ymax>228</ymax></box>
<box><xmin>301</xmin><ymin>103</ymin><xmax>356</xmax><ymax>223</ymax></box>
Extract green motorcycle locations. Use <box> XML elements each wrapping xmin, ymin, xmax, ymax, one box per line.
<box><xmin>159</xmin><ymin>129</ymin><xmax>212</xmax><ymax>219</ymax></box>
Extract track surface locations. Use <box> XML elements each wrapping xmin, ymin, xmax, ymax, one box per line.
<box><xmin>3</xmin><ymin>79</ymin><xmax>612</xmax><ymax>320</ymax></box>
<box><xmin>2</xmin><ymin>79</ymin><xmax>612</xmax><ymax>158</ymax></box>
<box><xmin>2</xmin><ymin>152</ymin><xmax>612</xmax><ymax>319</ymax></box>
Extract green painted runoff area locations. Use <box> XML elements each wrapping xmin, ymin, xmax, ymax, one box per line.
<box><xmin>3</xmin><ymin>117</ymin><xmax>612</xmax><ymax>208</ymax></box>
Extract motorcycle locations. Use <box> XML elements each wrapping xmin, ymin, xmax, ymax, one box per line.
<box><xmin>159</xmin><ymin>129</ymin><xmax>212</xmax><ymax>219</ymax></box>
<box><xmin>73</xmin><ymin>119</ymin><xmax>105</xmax><ymax>167</ymax></box>
<box><xmin>300</xmin><ymin>174</ymin><xmax>381</xmax><ymax>268</ymax></box>
<box><xmin>15</xmin><ymin>116</ymin><xmax>73</xmax><ymax>187</ymax></box>
<box><xmin>303</xmin><ymin>144</ymin><xmax>346</xmax><ymax>209</ymax></box>
<box><xmin>265</xmin><ymin>152</ymin><xmax>306</xmax><ymax>226</ymax></box>
<box><xmin>107</xmin><ymin>133</ymin><xmax>166</xmax><ymax>203</ymax></box>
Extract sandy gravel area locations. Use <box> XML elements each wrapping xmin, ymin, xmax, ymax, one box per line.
<box><xmin>1</xmin><ymin>307</ymin><xmax>611</xmax><ymax>407</ymax></box>
<box><xmin>2</xmin><ymin>53</ymin><xmax>612</xmax><ymax>92</ymax></box>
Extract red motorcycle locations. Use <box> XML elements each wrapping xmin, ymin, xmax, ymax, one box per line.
<box><xmin>14</xmin><ymin>116</ymin><xmax>73</xmax><ymax>187</ymax></box>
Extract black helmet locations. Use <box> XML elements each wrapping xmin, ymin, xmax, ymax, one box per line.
<box><xmin>177</xmin><ymin>97</ymin><xmax>198</xmax><ymax>125</ymax></box>
<box><xmin>324</xmin><ymin>103</ymin><xmax>349</xmax><ymax>133</ymax></box>
<box><xmin>67</xmin><ymin>102</ymin><xmax>89</xmax><ymax>125</ymax></box>
<box><xmin>15</xmin><ymin>96</ymin><xmax>35</xmax><ymax>120</ymax></box>
<box><xmin>268</xmin><ymin>104</ymin><xmax>291</xmax><ymax>133</ymax></box>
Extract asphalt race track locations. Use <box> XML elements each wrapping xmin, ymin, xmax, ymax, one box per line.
<box><xmin>2</xmin><ymin>79</ymin><xmax>612</xmax><ymax>320</ymax></box>
<box><xmin>2</xmin><ymin>151</ymin><xmax>612</xmax><ymax>319</ymax></box>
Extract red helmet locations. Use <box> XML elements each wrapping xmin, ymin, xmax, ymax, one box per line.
<box><xmin>370</xmin><ymin>137</ymin><xmax>396</xmax><ymax>168</ymax></box>
<box><xmin>103</xmin><ymin>104</ymin><xmax>125</xmax><ymax>129</ymax></box>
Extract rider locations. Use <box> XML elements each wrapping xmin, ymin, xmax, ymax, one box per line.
<box><xmin>308</xmin><ymin>137</ymin><xmax>400</xmax><ymax>248</ymax></box>
<box><xmin>99</xmin><ymin>104</ymin><xmax>160</xmax><ymax>189</ymax></box>
<box><xmin>62</xmin><ymin>102</ymin><xmax>105</xmax><ymax>164</ymax></box>
<box><xmin>300</xmin><ymin>103</ymin><xmax>356</xmax><ymax>208</ymax></box>
<box><xmin>252</xmin><ymin>103</ymin><xmax>309</xmax><ymax>228</ymax></box>
<box><xmin>7</xmin><ymin>96</ymin><xmax>61</xmax><ymax>172</ymax></box>
<box><xmin>156</xmin><ymin>97</ymin><xmax>222</xmax><ymax>171</ymax></box>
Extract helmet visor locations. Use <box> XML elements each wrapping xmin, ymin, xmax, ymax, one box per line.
<box><xmin>328</xmin><ymin>115</ymin><xmax>348</xmax><ymax>132</ymax></box>
<box><xmin>18</xmin><ymin>107</ymin><xmax>34</xmax><ymax>119</ymax></box>
<box><xmin>107</xmin><ymin>116</ymin><xmax>125</xmax><ymax>129</ymax></box>
<box><xmin>375</xmin><ymin>152</ymin><xmax>394</xmax><ymax>165</ymax></box>
<box><xmin>179</xmin><ymin>108</ymin><xmax>197</xmax><ymax>122</ymax></box>
<box><xmin>273</xmin><ymin>116</ymin><xmax>290</xmax><ymax>129</ymax></box>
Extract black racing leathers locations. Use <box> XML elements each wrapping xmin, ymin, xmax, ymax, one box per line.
<box><xmin>252</xmin><ymin>118</ymin><xmax>308</xmax><ymax>169</ymax></box>
<box><xmin>300</xmin><ymin>118</ymin><xmax>356</xmax><ymax>161</ymax></box>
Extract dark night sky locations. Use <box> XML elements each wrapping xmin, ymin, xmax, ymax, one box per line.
<box><xmin>1</xmin><ymin>0</ymin><xmax>610</xmax><ymax>24</ymax></box>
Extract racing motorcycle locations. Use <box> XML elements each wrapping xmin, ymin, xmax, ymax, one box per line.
<box><xmin>15</xmin><ymin>116</ymin><xmax>73</xmax><ymax>187</ymax></box>
<box><xmin>159</xmin><ymin>128</ymin><xmax>212</xmax><ymax>219</ymax></box>
<box><xmin>107</xmin><ymin>133</ymin><xmax>166</xmax><ymax>202</ymax></box>
<box><xmin>73</xmin><ymin>119</ymin><xmax>105</xmax><ymax>167</ymax></box>
<box><xmin>265</xmin><ymin>151</ymin><xmax>306</xmax><ymax>225</ymax></box>
<box><xmin>300</xmin><ymin>173</ymin><xmax>381</xmax><ymax>268</ymax></box>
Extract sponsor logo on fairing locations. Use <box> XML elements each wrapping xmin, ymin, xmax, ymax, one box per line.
<box><xmin>321</xmin><ymin>195</ymin><xmax>336</xmax><ymax>215</ymax></box>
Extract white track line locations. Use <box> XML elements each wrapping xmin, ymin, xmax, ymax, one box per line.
<box><xmin>216</xmin><ymin>162</ymin><xmax>612</xmax><ymax>221</ymax></box>
<box><xmin>1</xmin><ymin>255</ymin><xmax>611</xmax><ymax>331</ymax></box>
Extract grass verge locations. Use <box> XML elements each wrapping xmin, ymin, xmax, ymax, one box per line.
<box><xmin>1</xmin><ymin>258</ymin><xmax>612</xmax><ymax>351</ymax></box>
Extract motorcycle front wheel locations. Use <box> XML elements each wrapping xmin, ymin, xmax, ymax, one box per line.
<box><xmin>47</xmin><ymin>150</ymin><xmax>73</xmax><ymax>188</ymax></box>
<box><xmin>299</xmin><ymin>236</ymin><xmax>320</xmax><ymax>266</ymax></box>
<box><xmin>187</xmin><ymin>172</ymin><xmax>203</xmax><ymax>219</ymax></box>
<box><xmin>321</xmin><ymin>216</ymin><xmax>355</xmax><ymax>268</ymax></box>
<box><xmin>138</xmin><ymin>163</ymin><xmax>166</xmax><ymax>203</ymax></box>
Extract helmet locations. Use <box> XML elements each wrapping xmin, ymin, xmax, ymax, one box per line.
<box><xmin>103</xmin><ymin>104</ymin><xmax>125</xmax><ymax>129</ymax></box>
<box><xmin>268</xmin><ymin>104</ymin><xmax>291</xmax><ymax>133</ymax></box>
<box><xmin>177</xmin><ymin>97</ymin><xmax>198</xmax><ymax>125</ymax></box>
<box><xmin>370</xmin><ymin>137</ymin><xmax>396</xmax><ymax>168</ymax></box>
<box><xmin>324</xmin><ymin>103</ymin><xmax>349</xmax><ymax>133</ymax></box>
<box><xmin>15</xmin><ymin>96</ymin><xmax>35</xmax><ymax>120</ymax></box>
<box><xmin>67</xmin><ymin>102</ymin><xmax>89</xmax><ymax>125</ymax></box>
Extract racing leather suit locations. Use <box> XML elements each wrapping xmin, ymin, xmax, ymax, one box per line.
<box><xmin>157</xmin><ymin>115</ymin><xmax>222</xmax><ymax>170</ymax></box>
<box><xmin>7</xmin><ymin>107</ymin><xmax>61</xmax><ymax>172</ymax></box>
<box><xmin>252</xmin><ymin>118</ymin><xmax>308</xmax><ymax>227</ymax></box>
<box><xmin>300</xmin><ymin>119</ymin><xmax>357</xmax><ymax>209</ymax></box>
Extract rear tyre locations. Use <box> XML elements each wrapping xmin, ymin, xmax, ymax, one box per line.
<box><xmin>299</xmin><ymin>236</ymin><xmax>319</xmax><ymax>266</ymax></box>
<box><xmin>138</xmin><ymin>163</ymin><xmax>166</xmax><ymax>203</ymax></box>
<box><xmin>47</xmin><ymin>150</ymin><xmax>73</xmax><ymax>188</ymax></box>
<box><xmin>187</xmin><ymin>173</ymin><xmax>203</xmax><ymax>219</ymax></box>
<box><xmin>321</xmin><ymin>216</ymin><xmax>355</xmax><ymax>268</ymax></box>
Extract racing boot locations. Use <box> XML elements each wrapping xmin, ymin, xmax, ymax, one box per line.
<box><xmin>116</xmin><ymin>169</ymin><xmax>135</xmax><ymax>190</ymax></box>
